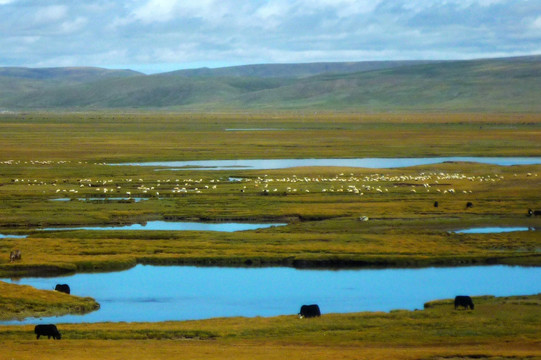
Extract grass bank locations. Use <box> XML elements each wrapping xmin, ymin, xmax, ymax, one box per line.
<box><xmin>0</xmin><ymin>281</ymin><xmax>99</xmax><ymax>321</ymax></box>
<box><xmin>1</xmin><ymin>161</ymin><xmax>540</xmax><ymax>277</ymax></box>
<box><xmin>1</xmin><ymin>294</ymin><xmax>540</xmax><ymax>359</ymax></box>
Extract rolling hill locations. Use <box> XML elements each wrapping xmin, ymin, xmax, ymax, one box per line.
<box><xmin>0</xmin><ymin>56</ymin><xmax>539</xmax><ymax>112</ymax></box>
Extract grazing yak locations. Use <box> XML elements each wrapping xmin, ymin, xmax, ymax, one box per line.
<box><xmin>454</xmin><ymin>295</ymin><xmax>474</xmax><ymax>310</ymax></box>
<box><xmin>299</xmin><ymin>304</ymin><xmax>321</xmax><ymax>318</ymax></box>
<box><xmin>466</xmin><ymin>202</ymin><xmax>473</xmax><ymax>209</ymax></box>
<box><xmin>35</xmin><ymin>324</ymin><xmax>61</xmax><ymax>340</ymax></box>
<box><xmin>528</xmin><ymin>209</ymin><xmax>541</xmax><ymax>216</ymax></box>
<box><xmin>55</xmin><ymin>284</ymin><xmax>70</xmax><ymax>294</ymax></box>
<box><xmin>434</xmin><ymin>201</ymin><xmax>439</xmax><ymax>208</ymax></box>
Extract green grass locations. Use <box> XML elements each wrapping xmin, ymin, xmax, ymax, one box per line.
<box><xmin>1</xmin><ymin>56</ymin><xmax>541</xmax><ymax>111</ymax></box>
<box><xmin>0</xmin><ymin>294</ymin><xmax>540</xmax><ymax>360</ymax></box>
<box><xmin>0</xmin><ymin>281</ymin><xmax>99</xmax><ymax>321</ymax></box>
<box><xmin>0</xmin><ymin>160</ymin><xmax>540</xmax><ymax>277</ymax></box>
<box><xmin>0</xmin><ymin>111</ymin><xmax>540</xmax><ymax>359</ymax></box>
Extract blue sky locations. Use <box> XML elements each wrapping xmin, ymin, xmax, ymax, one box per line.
<box><xmin>1</xmin><ymin>0</ymin><xmax>540</xmax><ymax>74</ymax></box>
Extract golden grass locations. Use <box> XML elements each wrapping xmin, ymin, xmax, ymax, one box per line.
<box><xmin>0</xmin><ymin>112</ymin><xmax>540</xmax><ymax>161</ymax></box>
<box><xmin>0</xmin><ymin>161</ymin><xmax>540</xmax><ymax>277</ymax></box>
<box><xmin>0</xmin><ymin>281</ymin><xmax>99</xmax><ymax>320</ymax></box>
<box><xmin>0</xmin><ymin>112</ymin><xmax>540</xmax><ymax>358</ymax></box>
<box><xmin>1</xmin><ymin>295</ymin><xmax>540</xmax><ymax>360</ymax></box>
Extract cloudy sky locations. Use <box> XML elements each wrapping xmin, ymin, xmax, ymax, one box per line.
<box><xmin>1</xmin><ymin>0</ymin><xmax>540</xmax><ymax>73</ymax></box>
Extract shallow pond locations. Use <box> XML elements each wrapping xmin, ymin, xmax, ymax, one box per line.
<box><xmin>0</xmin><ymin>234</ymin><xmax>27</xmax><ymax>239</ymax></box>
<box><xmin>454</xmin><ymin>227</ymin><xmax>536</xmax><ymax>234</ymax></box>
<box><xmin>2</xmin><ymin>265</ymin><xmax>540</xmax><ymax>324</ymax></box>
<box><xmin>41</xmin><ymin>221</ymin><xmax>286</xmax><ymax>232</ymax></box>
<box><xmin>50</xmin><ymin>197</ymin><xmax>149</xmax><ymax>203</ymax></box>
<box><xmin>113</xmin><ymin>157</ymin><xmax>541</xmax><ymax>171</ymax></box>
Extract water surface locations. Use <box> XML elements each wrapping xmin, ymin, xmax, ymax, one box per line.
<box><xmin>454</xmin><ymin>227</ymin><xmax>535</xmax><ymax>234</ymax></box>
<box><xmin>113</xmin><ymin>157</ymin><xmax>541</xmax><ymax>171</ymax></box>
<box><xmin>41</xmin><ymin>220</ymin><xmax>286</xmax><ymax>232</ymax></box>
<box><xmin>0</xmin><ymin>234</ymin><xmax>27</xmax><ymax>239</ymax></box>
<box><xmin>50</xmin><ymin>197</ymin><xmax>149</xmax><ymax>203</ymax></box>
<box><xmin>2</xmin><ymin>265</ymin><xmax>540</xmax><ymax>324</ymax></box>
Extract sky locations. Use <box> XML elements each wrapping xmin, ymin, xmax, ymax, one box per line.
<box><xmin>0</xmin><ymin>0</ymin><xmax>540</xmax><ymax>74</ymax></box>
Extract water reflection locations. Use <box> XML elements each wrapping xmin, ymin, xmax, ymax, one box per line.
<box><xmin>113</xmin><ymin>157</ymin><xmax>541</xmax><ymax>171</ymax></box>
<box><xmin>41</xmin><ymin>220</ymin><xmax>286</xmax><ymax>232</ymax></box>
<box><xmin>2</xmin><ymin>265</ymin><xmax>540</xmax><ymax>324</ymax></box>
<box><xmin>50</xmin><ymin>198</ymin><xmax>149</xmax><ymax>203</ymax></box>
<box><xmin>454</xmin><ymin>227</ymin><xmax>535</xmax><ymax>234</ymax></box>
<box><xmin>0</xmin><ymin>234</ymin><xmax>27</xmax><ymax>239</ymax></box>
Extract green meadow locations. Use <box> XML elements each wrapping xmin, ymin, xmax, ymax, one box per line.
<box><xmin>0</xmin><ymin>112</ymin><xmax>540</xmax><ymax>359</ymax></box>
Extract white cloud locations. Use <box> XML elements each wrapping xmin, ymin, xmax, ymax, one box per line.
<box><xmin>59</xmin><ymin>17</ymin><xmax>88</xmax><ymax>34</ymax></box>
<box><xmin>130</xmin><ymin>0</ymin><xmax>178</xmax><ymax>23</ymax></box>
<box><xmin>34</xmin><ymin>5</ymin><xmax>68</xmax><ymax>23</ymax></box>
<box><xmin>0</xmin><ymin>0</ymin><xmax>539</xmax><ymax>71</ymax></box>
<box><xmin>129</xmin><ymin>0</ymin><xmax>229</xmax><ymax>24</ymax></box>
<box><xmin>532</xmin><ymin>16</ymin><xmax>541</xmax><ymax>30</ymax></box>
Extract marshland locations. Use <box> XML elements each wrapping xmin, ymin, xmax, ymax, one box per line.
<box><xmin>1</xmin><ymin>112</ymin><xmax>540</xmax><ymax>359</ymax></box>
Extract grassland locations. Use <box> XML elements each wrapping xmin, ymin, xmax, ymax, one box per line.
<box><xmin>0</xmin><ymin>112</ymin><xmax>540</xmax><ymax>277</ymax></box>
<box><xmin>0</xmin><ymin>281</ymin><xmax>99</xmax><ymax>321</ymax></box>
<box><xmin>0</xmin><ymin>112</ymin><xmax>540</xmax><ymax>357</ymax></box>
<box><xmin>1</xmin><ymin>294</ymin><xmax>540</xmax><ymax>359</ymax></box>
<box><xmin>0</xmin><ymin>112</ymin><xmax>540</xmax><ymax>161</ymax></box>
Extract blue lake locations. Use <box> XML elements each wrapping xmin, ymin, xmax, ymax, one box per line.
<box><xmin>2</xmin><ymin>265</ymin><xmax>540</xmax><ymax>324</ymax></box>
<box><xmin>41</xmin><ymin>221</ymin><xmax>286</xmax><ymax>232</ymax></box>
<box><xmin>113</xmin><ymin>157</ymin><xmax>541</xmax><ymax>171</ymax></box>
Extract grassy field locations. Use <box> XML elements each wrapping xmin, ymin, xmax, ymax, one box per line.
<box><xmin>0</xmin><ymin>281</ymin><xmax>99</xmax><ymax>321</ymax></box>
<box><xmin>0</xmin><ymin>112</ymin><xmax>540</xmax><ymax>358</ymax></box>
<box><xmin>0</xmin><ymin>112</ymin><xmax>540</xmax><ymax>161</ymax></box>
<box><xmin>1</xmin><ymin>294</ymin><xmax>540</xmax><ymax>359</ymax></box>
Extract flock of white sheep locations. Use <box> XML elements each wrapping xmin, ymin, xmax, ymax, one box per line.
<box><xmin>2</xmin><ymin>160</ymin><xmax>537</xmax><ymax>200</ymax></box>
<box><xmin>2</xmin><ymin>171</ymin><xmax>516</xmax><ymax>200</ymax></box>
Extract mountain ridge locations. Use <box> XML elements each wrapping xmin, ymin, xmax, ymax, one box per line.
<box><xmin>1</xmin><ymin>55</ymin><xmax>539</xmax><ymax>112</ymax></box>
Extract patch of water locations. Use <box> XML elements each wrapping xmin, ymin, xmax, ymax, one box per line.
<box><xmin>225</xmin><ymin>128</ymin><xmax>286</xmax><ymax>131</ymax></box>
<box><xmin>1</xmin><ymin>265</ymin><xmax>540</xmax><ymax>324</ymax></box>
<box><xmin>40</xmin><ymin>220</ymin><xmax>286</xmax><ymax>232</ymax></box>
<box><xmin>0</xmin><ymin>234</ymin><xmax>27</xmax><ymax>239</ymax></box>
<box><xmin>454</xmin><ymin>227</ymin><xmax>535</xmax><ymax>234</ymax></box>
<box><xmin>112</xmin><ymin>157</ymin><xmax>541</xmax><ymax>171</ymax></box>
<box><xmin>50</xmin><ymin>198</ymin><xmax>148</xmax><ymax>202</ymax></box>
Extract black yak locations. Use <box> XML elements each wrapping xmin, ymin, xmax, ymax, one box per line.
<box><xmin>55</xmin><ymin>284</ymin><xmax>70</xmax><ymax>294</ymax></box>
<box><xmin>299</xmin><ymin>304</ymin><xmax>321</xmax><ymax>318</ymax></box>
<box><xmin>35</xmin><ymin>324</ymin><xmax>61</xmax><ymax>340</ymax></box>
<box><xmin>454</xmin><ymin>295</ymin><xmax>474</xmax><ymax>310</ymax></box>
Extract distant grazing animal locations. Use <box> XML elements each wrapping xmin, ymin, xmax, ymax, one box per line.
<box><xmin>466</xmin><ymin>202</ymin><xmax>473</xmax><ymax>209</ymax></box>
<box><xmin>528</xmin><ymin>209</ymin><xmax>541</xmax><ymax>216</ymax></box>
<box><xmin>454</xmin><ymin>295</ymin><xmax>474</xmax><ymax>310</ymax></box>
<box><xmin>55</xmin><ymin>284</ymin><xmax>70</xmax><ymax>294</ymax></box>
<box><xmin>9</xmin><ymin>249</ymin><xmax>21</xmax><ymax>262</ymax></box>
<box><xmin>299</xmin><ymin>304</ymin><xmax>321</xmax><ymax>318</ymax></box>
<box><xmin>434</xmin><ymin>201</ymin><xmax>438</xmax><ymax>208</ymax></box>
<box><xmin>34</xmin><ymin>324</ymin><xmax>61</xmax><ymax>340</ymax></box>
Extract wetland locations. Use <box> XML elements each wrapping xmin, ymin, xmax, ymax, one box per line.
<box><xmin>0</xmin><ymin>112</ymin><xmax>540</xmax><ymax>359</ymax></box>
<box><xmin>2</xmin><ymin>264</ymin><xmax>541</xmax><ymax>324</ymax></box>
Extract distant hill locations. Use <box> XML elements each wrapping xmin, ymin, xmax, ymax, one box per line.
<box><xmin>0</xmin><ymin>67</ymin><xmax>143</xmax><ymax>107</ymax></box>
<box><xmin>0</xmin><ymin>56</ymin><xmax>539</xmax><ymax>112</ymax></box>
<box><xmin>166</xmin><ymin>60</ymin><xmax>440</xmax><ymax>78</ymax></box>
<box><xmin>0</xmin><ymin>66</ymin><xmax>141</xmax><ymax>83</ymax></box>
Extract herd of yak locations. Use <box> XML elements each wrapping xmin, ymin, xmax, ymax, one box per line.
<box><xmin>32</xmin><ymin>295</ymin><xmax>475</xmax><ymax>340</ymax></box>
<box><xmin>6</xmin><ymin>207</ymin><xmax>538</xmax><ymax>340</ymax></box>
